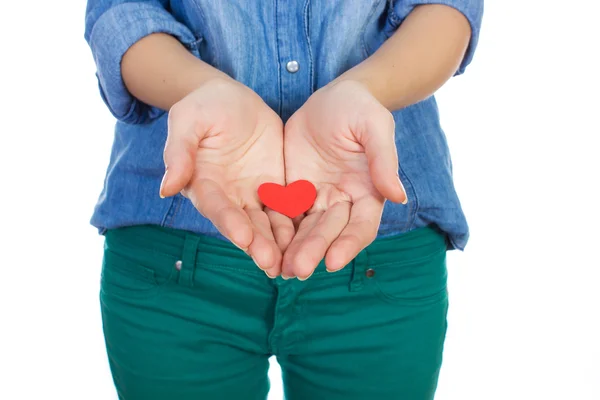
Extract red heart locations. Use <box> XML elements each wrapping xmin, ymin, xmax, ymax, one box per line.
<box><xmin>258</xmin><ymin>180</ymin><xmax>317</xmax><ymax>218</ymax></box>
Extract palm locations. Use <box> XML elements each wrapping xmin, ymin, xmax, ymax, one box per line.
<box><xmin>192</xmin><ymin>115</ymin><xmax>284</xmax><ymax>210</ymax></box>
<box><xmin>285</xmin><ymin>117</ymin><xmax>382</xmax><ymax>215</ymax></box>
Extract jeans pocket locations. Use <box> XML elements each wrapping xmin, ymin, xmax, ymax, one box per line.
<box><xmin>100</xmin><ymin>248</ymin><xmax>176</xmax><ymax>300</ymax></box>
<box><xmin>367</xmin><ymin>249</ymin><xmax>448</xmax><ymax>306</ymax></box>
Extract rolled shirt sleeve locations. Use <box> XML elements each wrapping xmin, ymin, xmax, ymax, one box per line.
<box><xmin>84</xmin><ymin>1</ymin><xmax>201</xmax><ymax>124</ymax></box>
<box><xmin>390</xmin><ymin>0</ymin><xmax>484</xmax><ymax>75</ymax></box>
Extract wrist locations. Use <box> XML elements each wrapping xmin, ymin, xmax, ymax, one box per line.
<box><xmin>332</xmin><ymin>70</ymin><xmax>401</xmax><ymax>111</ymax></box>
<box><xmin>175</xmin><ymin>61</ymin><xmax>230</xmax><ymax>101</ymax></box>
<box><xmin>329</xmin><ymin>75</ymin><xmax>392</xmax><ymax>113</ymax></box>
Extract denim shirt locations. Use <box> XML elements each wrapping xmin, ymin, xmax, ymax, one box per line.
<box><xmin>84</xmin><ymin>0</ymin><xmax>483</xmax><ymax>251</ymax></box>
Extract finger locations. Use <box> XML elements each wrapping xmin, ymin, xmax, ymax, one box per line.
<box><xmin>292</xmin><ymin>215</ymin><xmax>305</xmax><ymax>231</ymax></box>
<box><xmin>160</xmin><ymin>107</ymin><xmax>201</xmax><ymax>198</ymax></box>
<box><xmin>281</xmin><ymin>212</ymin><xmax>322</xmax><ymax>278</ymax></box>
<box><xmin>325</xmin><ymin>196</ymin><xmax>383</xmax><ymax>272</ymax></box>
<box><xmin>284</xmin><ymin>201</ymin><xmax>351</xmax><ymax>280</ymax></box>
<box><xmin>186</xmin><ymin>179</ymin><xmax>253</xmax><ymax>250</ymax></box>
<box><xmin>266</xmin><ymin>209</ymin><xmax>296</xmax><ymax>253</ymax></box>
<box><xmin>359</xmin><ymin>110</ymin><xmax>407</xmax><ymax>204</ymax></box>
<box><xmin>247</xmin><ymin>209</ymin><xmax>282</xmax><ymax>277</ymax></box>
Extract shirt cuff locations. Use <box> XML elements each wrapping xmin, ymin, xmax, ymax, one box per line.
<box><xmin>87</xmin><ymin>2</ymin><xmax>201</xmax><ymax>124</ymax></box>
<box><xmin>389</xmin><ymin>0</ymin><xmax>484</xmax><ymax>76</ymax></box>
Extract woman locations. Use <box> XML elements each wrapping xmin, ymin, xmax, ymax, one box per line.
<box><xmin>85</xmin><ymin>1</ymin><xmax>483</xmax><ymax>399</ymax></box>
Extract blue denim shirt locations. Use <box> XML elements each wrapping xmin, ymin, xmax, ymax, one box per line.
<box><xmin>84</xmin><ymin>0</ymin><xmax>483</xmax><ymax>251</ymax></box>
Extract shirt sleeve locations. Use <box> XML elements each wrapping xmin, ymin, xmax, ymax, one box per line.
<box><xmin>389</xmin><ymin>0</ymin><xmax>484</xmax><ymax>76</ymax></box>
<box><xmin>84</xmin><ymin>0</ymin><xmax>201</xmax><ymax>124</ymax></box>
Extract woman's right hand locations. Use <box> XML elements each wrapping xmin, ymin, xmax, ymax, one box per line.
<box><xmin>159</xmin><ymin>77</ymin><xmax>294</xmax><ymax>277</ymax></box>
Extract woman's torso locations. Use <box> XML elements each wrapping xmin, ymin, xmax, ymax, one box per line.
<box><xmin>91</xmin><ymin>0</ymin><xmax>469</xmax><ymax>250</ymax></box>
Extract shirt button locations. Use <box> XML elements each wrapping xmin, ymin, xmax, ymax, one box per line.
<box><xmin>365</xmin><ymin>268</ymin><xmax>375</xmax><ymax>278</ymax></box>
<box><xmin>286</xmin><ymin>60</ymin><xmax>300</xmax><ymax>73</ymax></box>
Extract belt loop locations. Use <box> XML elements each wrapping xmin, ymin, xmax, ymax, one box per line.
<box><xmin>178</xmin><ymin>233</ymin><xmax>201</xmax><ymax>287</ymax></box>
<box><xmin>349</xmin><ymin>249</ymin><xmax>369</xmax><ymax>292</ymax></box>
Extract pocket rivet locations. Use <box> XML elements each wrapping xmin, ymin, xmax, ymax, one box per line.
<box><xmin>365</xmin><ymin>268</ymin><xmax>375</xmax><ymax>278</ymax></box>
<box><xmin>175</xmin><ymin>260</ymin><xmax>183</xmax><ymax>271</ymax></box>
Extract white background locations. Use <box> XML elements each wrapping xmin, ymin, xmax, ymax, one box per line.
<box><xmin>1</xmin><ymin>0</ymin><xmax>599</xmax><ymax>399</ymax></box>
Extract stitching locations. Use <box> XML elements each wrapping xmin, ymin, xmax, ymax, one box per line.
<box><xmin>108</xmin><ymin>234</ymin><xmax>262</xmax><ymax>271</ymax></box>
<box><xmin>275</xmin><ymin>0</ymin><xmax>282</xmax><ymax>116</ymax></box>
<box><xmin>187</xmin><ymin>0</ymin><xmax>208</xmax><ymax>46</ymax></box>
<box><xmin>387</xmin><ymin>0</ymin><xmax>402</xmax><ymax>24</ymax></box>
<box><xmin>199</xmin><ymin>264</ymin><xmax>266</xmax><ymax>276</ymax></box>
<box><xmin>303</xmin><ymin>0</ymin><xmax>315</xmax><ymax>93</ymax></box>
<box><xmin>110</xmin><ymin>243</ymin><xmax>265</xmax><ymax>276</ymax></box>
<box><xmin>104</xmin><ymin>249</ymin><xmax>155</xmax><ymax>281</ymax></box>
<box><xmin>160</xmin><ymin>196</ymin><xmax>177</xmax><ymax>226</ymax></box>
<box><xmin>398</xmin><ymin>160</ymin><xmax>419</xmax><ymax>231</ymax></box>
<box><xmin>182</xmin><ymin>36</ymin><xmax>203</xmax><ymax>56</ymax></box>
<box><xmin>373</xmin><ymin>283</ymin><xmax>448</xmax><ymax>305</ymax></box>
<box><xmin>368</xmin><ymin>247</ymin><xmax>446</xmax><ymax>269</ymax></box>
<box><xmin>172</xmin><ymin>195</ymin><xmax>184</xmax><ymax>225</ymax></box>
<box><xmin>360</xmin><ymin>0</ymin><xmax>384</xmax><ymax>58</ymax></box>
<box><xmin>161</xmin><ymin>194</ymin><xmax>182</xmax><ymax>227</ymax></box>
<box><xmin>172</xmin><ymin>195</ymin><xmax>185</xmax><ymax>227</ymax></box>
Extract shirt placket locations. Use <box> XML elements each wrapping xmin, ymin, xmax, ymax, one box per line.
<box><xmin>276</xmin><ymin>0</ymin><xmax>314</xmax><ymax>122</ymax></box>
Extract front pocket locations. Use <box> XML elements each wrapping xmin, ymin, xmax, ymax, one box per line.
<box><xmin>367</xmin><ymin>250</ymin><xmax>448</xmax><ymax>305</ymax></box>
<box><xmin>100</xmin><ymin>249</ymin><xmax>175</xmax><ymax>300</ymax></box>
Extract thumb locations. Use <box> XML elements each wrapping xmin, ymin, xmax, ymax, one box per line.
<box><xmin>159</xmin><ymin>108</ymin><xmax>200</xmax><ymax>198</ymax></box>
<box><xmin>359</xmin><ymin>111</ymin><xmax>408</xmax><ymax>204</ymax></box>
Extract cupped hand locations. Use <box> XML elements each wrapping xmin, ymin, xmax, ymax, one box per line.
<box><xmin>282</xmin><ymin>79</ymin><xmax>408</xmax><ymax>279</ymax></box>
<box><xmin>160</xmin><ymin>77</ymin><xmax>295</xmax><ymax>277</ymax></box>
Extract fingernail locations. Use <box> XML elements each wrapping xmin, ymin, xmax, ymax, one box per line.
<box><xmin>233</xmin><ymin>242</ymin><xmax>249</xmax><ymax>253</ymax></box>
<box><xmin>159</xmin><ymin>169</ymin><xmax>169</xmax><ymax>198</ymax></box>
<box><xmin>250</xmin><ymin>255</ymin><xmax>262</xmax><ymax>270</ymax></box>
<box><xmin>397</xmin><ymin>177</ymin><xmax>408</xmax><ymax>205</ymax></box>
<box><xmin>297</xmin><ymin>271</ymin><xmax>314</xmax><ymax>281</ymax></box>
<box><xmin>281</xmin><ymin>274</ymin><xmax>292</xmax><ymax>280</ymax></box>
<box><xmin>264</xmin><ymin>270</ymin><xmax>277</xmax><ymax>279</ymax></box>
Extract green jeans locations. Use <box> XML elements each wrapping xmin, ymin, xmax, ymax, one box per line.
<box><xmin>100</xmin><ymin>224</ymin><xmax>449</xmax><ymax>400</ymax></box>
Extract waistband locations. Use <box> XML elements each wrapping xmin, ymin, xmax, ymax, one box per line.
<box><xmin>103</xmin><ymin>223</ymin><xmax>448</xmax><ymax>280</ymax></box>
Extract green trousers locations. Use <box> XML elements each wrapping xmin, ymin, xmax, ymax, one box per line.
<box><xmin>100</xmin><ymin>224</ymin><xmax>449</xmax><ymax>400</ymax></box>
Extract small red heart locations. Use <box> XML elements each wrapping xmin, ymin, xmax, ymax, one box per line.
<box><xmin>258</xmin><ymin>180</ymin><xmax>317</xmax><ymax>219</ymax></box>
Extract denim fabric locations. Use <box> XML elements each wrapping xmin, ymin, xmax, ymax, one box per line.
<box><xmin>84</xmin><ymin>0</ymin><xmax>484</xmax><ymax>250</ymax></box>
<box><xmin>100</xmin><ymin>224</ymin><xmax>449</xmax><ymax>399</ymax></box>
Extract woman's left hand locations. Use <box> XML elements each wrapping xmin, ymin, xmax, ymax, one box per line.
<box><xmin>282</xmin><ymin>80</ymin><xmax>408</xmax><ymax>279</ymax></box>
